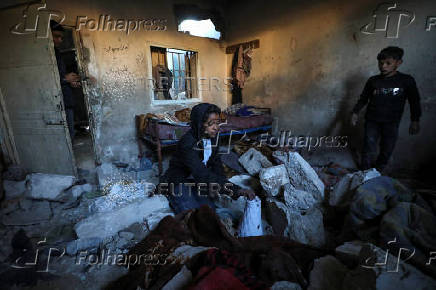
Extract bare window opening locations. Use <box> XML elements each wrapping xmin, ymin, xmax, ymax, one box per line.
<box><xmin>178</xmin><ymin>19</ymin><xmax>221</xmax><ymax>40</ymax></box>
<box><xmin>151</xmin><ymin>46</ymin><xmax>198</xmax><ymax>101</ymax></box>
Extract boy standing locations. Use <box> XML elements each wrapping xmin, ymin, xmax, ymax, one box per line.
<box><xmin>351</xmin><ymin>46</ymin><xmax>421</xmax><ymax>172</ymax></box>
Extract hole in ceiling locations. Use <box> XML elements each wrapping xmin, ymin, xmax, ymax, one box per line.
<box><xmin>178</xmin><ymin>19</ymin><xmax>221</xmax><ymax>40</ymax></box>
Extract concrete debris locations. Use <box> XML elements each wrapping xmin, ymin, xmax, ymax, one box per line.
<box><xmin>71</xmin><ymin>183</ymin><xmax>93</xmax><ymax>199</ymax></box>
<box><xmin>238</xmin><ymin>148</ymin><xmax>273</xmax><ymax>176</ymax></box>
<box><xmin>265</xmin><ymin>198</ymin><xmax>325</xmax><ymax>247</ymax></box>
<box><xmin>75</xmin><ymin>195</ymin><xmax>172</xmax><ymax>240</ymax></box>
<box><xmin>335</xmin><ymin>241</ymin><xmax>365</xmax><ymax>268</ymax></box>
<box><xmin>259</xmin><ymin>165</ymin><xmax>290</xmax><ymax>197</ymax></box>
<box><xmin>287</xmin><ymin>207</ymin><xmax>325</xmax><ymax>247</ymax></box>
<box><xmin>283</xmin><ymin>183</ymin><xmax>317</xmax><ymax>211</ymax></box>
<box><xmin>228</xmin><ymin>174</ymin><xmax>260</xmax><ymax>191</ymax></box>
<box><xmin>90</xmin><ymin>181</ymin><xmax>155</xmax><ymax>213</ymax></box>
<box><xmin>3</xmin><ymin>180</ymin><xmax>26</xmax><ymax>200</ymax></box>
<box><xmin>273</xmin><ymin>151</ymin><xmax>325</xmax><ymax>201</ymax></box>
<box><xmin>66</xmin><ymin>237</ymin><xmax>102</xmax><ymax>255</ymax></box>
<box><xmin>2</xmin><ymin>200</ymin><xmax>52</xmax><ymax>225</ymax></box>
<box><xmin>265</xmin><ymin>198</ymin><xmax>290</xmax><ymax>236</ymax></box>
<box><xmin>96</xmin><ymin>163</ymin><xmax>119</xmax><ymax>187</ymax></box>
<box><xmin>329</xmin><ymin>169</ymin><xmax>380</xmax><ymax>207</ymax></box>
<box><xmin>25</xmin><ymin>173</ymin><xmax>75</xmax><ymax>201</ymax></box>
<box><xmin>2</xmin><ymin>165</ymin><xmax>27</xmax><ymax>181</ymax></box>
<box><xmin>118</xmin><ymin>231</ymin><xmax>134</xmax><ymax>240</ymax></box>
<box><xmin>46</xmin><ymin>224</ymin><xmax>77</xmax><ymax>244</ymax></box>
<box><xmin>221</xmin><ymin>150</ymin><xmax>247</xmax><ymax>173</ymax></box>
<box><xmin>271</xmin><ymin>281</ymin><xmax>302</xmax><ymax>290</ymax></box>
<box><xmin>215</xmin><ymin>194</ymin><xmax>246</xmax><ymax>217</ymax></box>
<box><xmin>115</xmin><ymin>237</ymin><xmax>131</xmax><ymax>249</ymax></box>
<box><xmin>1</xmin><ymin>200</ymin><xmax>19</xmax><ymax>214</ymax></box>
<box><xmin>19</xmin><ymin>198</ymin><xmax>33</xmax><ymax>211</ymax></box>
<box><xmin>162</xmin><ymin>265</ymin><xmax>192</xmax><ymax>290</ymax></box>
<box><xmin>329</xmin><ymin>173</ymin><xmax>353</xmax><ymax>207</ymax></box>
<box><xmin>220</xmin><ymin>215</ymin><xmax>237</xmax><ymax>237</ymax></box>
<box><xmin>308</xmin><ymin>255</ymin><xmax>349</xmax><ymax>290</ymax></box>
<box><xmin>335</xmin><ymin>241</ymin><xmax>436</xmax><ymax>290</ymax></box>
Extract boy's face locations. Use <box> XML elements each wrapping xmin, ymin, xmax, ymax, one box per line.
<box><xmin>203</xmin><ymin>113</ymin><xmax>220</xmax><ymax>138</ymax></box>
<box><xmin>378</xmin><ymin>57</ymin><xmax>402</xmax><ymax>77</ymax></box>
<box><xmin>52</xmin><ymin>30</ymin><xmax>64</xmax><ymax>48</ymax></box>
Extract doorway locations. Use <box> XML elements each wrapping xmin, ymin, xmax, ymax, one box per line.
<box><xmin>56</xmin><ymin>27</ymin><xmax>96</xmax><ymax>171</ymax></box>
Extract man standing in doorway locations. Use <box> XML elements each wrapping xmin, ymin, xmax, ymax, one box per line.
<box><xmin>50</xmin><ymin>20</ymin><xmax>81</xmax><ymax>141</ymax></box>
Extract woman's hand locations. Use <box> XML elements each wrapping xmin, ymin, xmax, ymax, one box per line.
<box><xmin>238</xmin><ymin>188</ymin><xmax>255</xmax><ymax>200</ymax></box>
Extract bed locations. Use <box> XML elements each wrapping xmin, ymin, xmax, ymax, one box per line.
<box><xmin>136</xmin><ymin>109</ymin><xmax>273</xmax><ymax>175</ymax></box>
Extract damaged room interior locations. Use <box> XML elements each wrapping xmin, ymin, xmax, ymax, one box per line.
<box><xmin>0</xmin><ymin>0</ymin><xmax>436</xmax><ymax>289</ymax></box>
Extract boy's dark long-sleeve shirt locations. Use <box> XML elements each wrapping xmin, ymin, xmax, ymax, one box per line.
<box><xmin>352</xmin><ymin>72</ymin><xmax>421</xmax><ymax>122</ymax></box>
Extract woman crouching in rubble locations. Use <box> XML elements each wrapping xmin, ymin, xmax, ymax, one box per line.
<box><xmin>158</xmin><ymin>103</ymin><xmax>255</xmax><ymax>214</ymax></box>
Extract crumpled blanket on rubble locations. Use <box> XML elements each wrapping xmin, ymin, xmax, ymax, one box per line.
<box><xmin>344</xmin><ymin>176</ymin><xmax>436</xmax><ymax>278</ymax></box>
<box><xmin>106</xmin><ymin>205</ymin><xmax>327</xmax><ymax>290</ymax></box>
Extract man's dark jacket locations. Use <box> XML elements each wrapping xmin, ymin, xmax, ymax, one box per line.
<box><xmin>160</xmin><ymin>103</ymin><xmax>241</xmax><ymax>197</ymax></box>
<box><xmin>55</xmin><ymin>48</ymin><xmax>74</xmax><ymax>109</ymax></box>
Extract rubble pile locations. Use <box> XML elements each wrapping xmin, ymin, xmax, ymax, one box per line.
<box><xmin>1</xmin><ymin>139</ymin><xmax>436</xmax><ymax>289</ymax></box>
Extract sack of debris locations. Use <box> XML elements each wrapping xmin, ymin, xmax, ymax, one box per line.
<box><xmin>238</xmin><ymin>196</ymin><xmax>263</xmax><ymax>237</ymax></box>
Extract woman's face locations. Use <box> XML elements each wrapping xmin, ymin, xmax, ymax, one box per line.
<box><xmin>203</xmin><ymin>112</ymin><xmax>220</xmax><ymax>138</ymax></box>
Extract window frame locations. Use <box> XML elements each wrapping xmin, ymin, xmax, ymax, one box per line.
<box><xmin>146</xmin><ymin>41</ymin><xmax>201</xmax><ymax>106</ymax></box>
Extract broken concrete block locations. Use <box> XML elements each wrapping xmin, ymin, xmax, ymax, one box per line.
<box><xmin>19</xmin><ymin>198</ymin><xmax>33</xmax><ymax>211</ymax></box>
<box><xmin>259</xmin><ymin>165</ymin><xmax>290</xmax><ymax>197</ymax></box>
<box><xmin>75</xmin><ymin>195</ymin><xmax>172</xmax><ymax>240</ymax></box>
<box><xmin>287</xmin><ymin>207</ymin><xmax>325</xmax><ymax>247</ymax></box>
<box><xmin>271</xmin><ymin>281</ymin><xmax>302</xmax><ymax>290</ymax></box>
<box><xmin>96</xmin><ymin>163</ymin><xmax>119</xmax><ymax>187</ymax></box>
<box><xmin>267</xmin><ymin>197</ymin><xmax>324</xmax><ymax>246</ymax></box>
<box><xmin>308</xmin><ymin>255</ymin><xmax>349</xmax><ymax>290</ymax></box>
<box><xmin>2</xmin><ymin>200</ymin><xmax>52</xmax><ymax>225</ymax></box>
<box><xmin>3</xmin><ymin>180</ymin><xmax>26</xmax><ymax>200</ymax></box>
<box><xmin>66</xmin><ymin>237</ymin><xmax>102</xmax><ymax>255</ymax></box>
<box><xmin>238</xmin><ymin>148</ymin><xmax>272</xmax><ymax>176</ymax></box>
<box><xmin>215</xmin><ymin>194</ymin><xmax>246</xmax><ymax>218</ymax></box>
<box><xmin>2</xmin><ymin>165</ymin><xmax>26</xmax><ymax>181</ymax></box>
<box><xmin>71</xmin><ymin>183</ymin><xmax>92</xmax><ymax>198</ymax></box>
<box><xmin>25</xmin><ymin>173</ymin><xmax>75</xmax><ymax>201</ymax></box>
<box><xmin>118</xmin><ymin>231</ymin><xmax>134</xmax><ymax>240</ymax></box>
<box><xmin>273</xmin><ymin>151</ymin><xmax>325</xmax><ymax>201</ymax></box>
<box><xmin>329</xmin><ymin>173</ymin><xmax>353</xmax><ymax>207</ymax></box>
<box><xmin>283</xmin><ymin>183</ymin><xmax>317</xmax><ymax>211</ymax></box>
<box><xmin>335</xmin><ymin>241</ymin><xmax>367</xmax><ymax>268</ymax></box>
<box><xmin>265</xmin><ymin>198</ymin><xmax>291</xmax><ymax>236</ymax></box>
<box><xmin>91</xmin><ymin>181</ymin><xmax>155</xmax><ymax>213</ymax></box>
<box><xmin>228</xmin><ymin>174</ymin><xmax>260</xmax><ymax>191</ymax></box>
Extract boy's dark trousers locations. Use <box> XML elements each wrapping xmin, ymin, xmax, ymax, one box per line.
<box><xmin>361</xmin><ymin>120</ymin><xmax>400</xmax><ymax>171</ymax></box>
